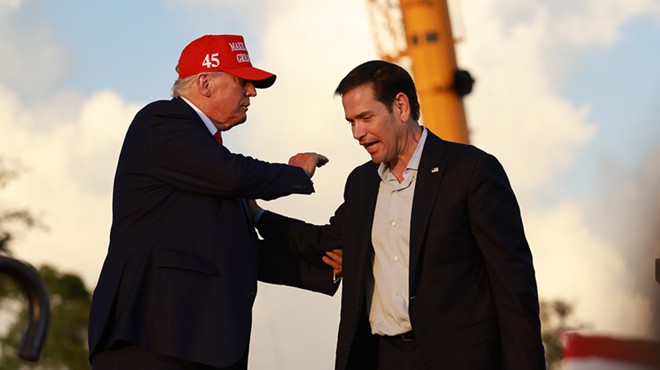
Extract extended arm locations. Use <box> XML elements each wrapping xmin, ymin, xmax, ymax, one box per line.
<box><xmin>257</xmin><ymin>239</ymin><xmax>339</xmax><ymax>296</ymax></box>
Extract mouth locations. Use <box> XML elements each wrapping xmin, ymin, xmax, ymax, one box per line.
<box><xmin>360</xmin><ymin>140</ymin><xmax>379</xmax><ymax>154</ymax></box>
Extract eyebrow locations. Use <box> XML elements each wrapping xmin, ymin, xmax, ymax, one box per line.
<box><xmin>348</xmin><ymin>110</ymin><xmax>373</xmax><ymax>121</ymax></box>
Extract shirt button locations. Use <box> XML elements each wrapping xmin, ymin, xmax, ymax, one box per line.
<box><xmin>391</xmin><ymin>221</ymin><xmax>397</xmax><ymax>227</ymax></box>
<box><xmin>393</xmin><ymin>256</ymin><xmax>399</xmax><ymax>262</ymax></box>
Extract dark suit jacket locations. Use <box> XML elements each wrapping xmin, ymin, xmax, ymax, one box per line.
<box><xmin>258</xmin><ymin>131</ymin><xmax>546</xmax><ymax>370</ymax></box>
<box><xmin>88</xmin><ymin>97</ymin><xmax>337</xmax><ymax>368</ymax></box>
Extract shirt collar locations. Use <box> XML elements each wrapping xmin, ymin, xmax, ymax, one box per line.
<box><xmin>180</xmin><ymin>96</ymin><xmax>218</xmax><ymax>136</ymax></box>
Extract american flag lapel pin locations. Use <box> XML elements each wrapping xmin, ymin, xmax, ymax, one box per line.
<box><xmin>431</xmin><ymin>167</ymin><xmax>439</xmax><ymax>173</ymax></box>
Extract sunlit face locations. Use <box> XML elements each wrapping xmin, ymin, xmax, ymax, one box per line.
<box><xmin>205</xmin><ymin>72</ymin><xmax>257</xmax><ymax>130</ymax></box>
<box><xmin>342</xmin><ymin>84</ymin><xmax>405</xmax><ymax>165</ymax></box>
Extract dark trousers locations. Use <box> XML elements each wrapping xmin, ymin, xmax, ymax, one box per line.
<box><xmin>377</xmin><ymin>332</ymin><xmax>427</xmax><ymax>370</ymax></box>
<box><xmin>92</xmin><ymin>345</ymin><xmax>248</xmax><ymax>370</ymax></box>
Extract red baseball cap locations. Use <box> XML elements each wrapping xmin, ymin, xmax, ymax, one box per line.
<box><xmin>177</xmin><ymin>34</ymin><xmax>276</xmax><ymax>88</ymax></box>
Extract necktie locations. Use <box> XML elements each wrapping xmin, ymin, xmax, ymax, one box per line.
<box><xmin>214</xmin><ymin>131</ymin><xmax>223</xmax><ymax>145</ymax></box>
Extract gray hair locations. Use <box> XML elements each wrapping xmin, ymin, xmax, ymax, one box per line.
<box><xmin>172</xmin><ymin>70</ymin><xmax>224</xmax><ymax>98</ymax></box>
<box><xmin>171</xmin><ymin>74</ymin><xmax>197</xmax><ymax>98</ymax></box>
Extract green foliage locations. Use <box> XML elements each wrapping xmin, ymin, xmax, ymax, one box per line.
<box><xmin>0</xmin><ymin>158</ymin><xmax>91</xmax><ymax>368</ymax></box>
<box><xmin>0</xmin><ymin>210</ymin><xmax>42</xmax><ymax>252</ymax></box>
<box><xmin>540</xmin><ymin>298</ymin><xmax>588</xmax><ymax>370</ymax></box>
<box><xmin>0</xmin><ymin>158</ymin><xmax>92</xmax><ymax>368</ymax></box>
<box><xmin>0</xmin><ymin>158</ymin><xmax>46</xmax><ymax>253</ymax></box>
<box><xmin>0</xmin><ymin>264</ymin><xmax>91</xmax><ymax>369</ymax></box>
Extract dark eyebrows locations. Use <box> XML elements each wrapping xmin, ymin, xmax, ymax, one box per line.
<box><xmin>353</xmin><ymin>111</ymin><xmax>372</xmax><ymax>121</ymax></box>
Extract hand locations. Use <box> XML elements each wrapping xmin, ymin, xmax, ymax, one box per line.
<box><xmin>288</xmin><ymin>152</ymin><xmax>329</xmax><ymax>178</ymax></box>
<box><xmin>322</xmin><ymin>248</ymin><xmax>342</xmax><ymax>277</ymax></box>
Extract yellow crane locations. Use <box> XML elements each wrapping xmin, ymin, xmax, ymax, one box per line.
<box><xmin>367</xmin><ymin>0</ymin><xmax>473</xmax><ymax>144</ymax></box>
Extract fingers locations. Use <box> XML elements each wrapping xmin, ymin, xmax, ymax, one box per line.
<box><xmin>322</xmin><ymin>256</ymin><xmax>342</xmax><ymax>277</ymax></box>
<box><xmin>316</xmin><ymin>154</ymin><xmax>329</xmax><ymax>167</ymax></box>
<box><xmin>322</xmin><ymin>255</ymin><xmax>338</xmax><ymax>269</ymax></box>
<box><xmin>288</xmin><ymin>152</ymin><xmax>330</xmax><ymax>178</ymax></box>
<box><xmin>323</xmin><ymin>248</ymin><xmax>343</xmax><ymax>276</ymax></box>
<box><xmin>288</xmin><ymin>153</ymin><xmax>329</xmax><ymax>166</ymax></box>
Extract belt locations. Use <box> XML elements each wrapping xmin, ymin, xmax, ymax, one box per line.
<box><xmin>382</xmin><ymin>331</ymin><xmax>415</xmax><ymax>342</ymax></box>
<box><xmin>399</xmin><ymin>331</ymin><xmax>415</xmax><ymax>342</ymax></box>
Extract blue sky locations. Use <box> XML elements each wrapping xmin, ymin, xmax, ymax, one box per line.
<box><xmin>1</xmin><ymin>0</ymin><xmax>659</xmax><ymax>368</ymax></box>
<box><xmin>561</xmin><ymin>16</ymin><xmax>660</xmax><ymax>197</ymax></box>
<box><xmin>35</xmin><ymin>1</ymin><xmax>196</xmax><ymax>100</ymax></box>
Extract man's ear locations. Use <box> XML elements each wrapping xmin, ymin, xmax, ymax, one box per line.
<box><xmin>394</xmin><ymin>92</ymin><xmax>411</xmax><ymax>123</ymax></box>
<box><xmin>196</xmin><ymin>73</ymin><xmax>212</xmax><ymax>97</ymax></box>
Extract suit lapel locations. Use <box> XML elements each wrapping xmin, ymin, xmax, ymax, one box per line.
<box><xmin>350</xmin><ymin>163</ymin><xmax>380</xmax><ymax>303</ymax></box>
<box><xmin>409</xmin><ymin>132</ymin><xmax>448</xmax><ymax>295</ymax></box>
<box><xmin>356</xmin><ymin>165</ymin><xmax>380</xmax><ymax>263</ymax></box>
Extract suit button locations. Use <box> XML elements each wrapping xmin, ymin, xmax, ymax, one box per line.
<box><xmin>250</xmin><ymin>291</ymin><xmax>256</xmax><ymax>297</ymax></box>
<box><xmin>355</xmin><ymin>306</ymin><xmax>359</xmax><ymax>311</ymax></box>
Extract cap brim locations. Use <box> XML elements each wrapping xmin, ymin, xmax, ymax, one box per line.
<box><xmin>226</xmin><ymin>67</ymin><xmax>277</xmax><ymax>89</ymax></box>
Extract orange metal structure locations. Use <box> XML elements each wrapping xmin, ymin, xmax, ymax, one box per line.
<box><xmin>367</xmin><ymin>0</ymin><xmax>472</xmax><ymax>144</ymax></box>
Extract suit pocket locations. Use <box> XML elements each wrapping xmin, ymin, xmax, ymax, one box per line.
<box><xmin>154</xmin><ymin>249</ymin><xmax>220</xmax><ymax>276</ymax></box>
<box><xmin>465</xmin><ymin>316</ymin><xmax>498</xmax><ymax>345</ymax></box>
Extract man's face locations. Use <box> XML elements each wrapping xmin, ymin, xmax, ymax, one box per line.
<box><xmin>342</xmin><ymin>84</ymin><xmax>403</xmax><ymax>165</ymax></box>
<box><xmin>206</xmin><ymin>72</ymin><xmax>256</xmax><ymax>130</ymax></box>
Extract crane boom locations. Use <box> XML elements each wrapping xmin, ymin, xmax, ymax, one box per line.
<box><xmin>367</xmin><ymin>0</ymin><xmax>473</xmax><ymax>144</ymax></box>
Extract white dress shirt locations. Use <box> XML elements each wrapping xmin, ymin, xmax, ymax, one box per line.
<box><xmin>181</xmin><ymin>96</ymin><xmax>219</xmax><ymax>136</ymax></box>
<box><xmin>367</xmin><ymin>127</ymin><xmax>427</xmax><ymax>335</ymax></box>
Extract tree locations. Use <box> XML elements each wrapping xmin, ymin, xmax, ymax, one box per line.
<box><xmin>0</xmin><ymin>157</ymin><xmax>91</xmax><ymax>369</ymax></box>
<box><xmin>0</xmin><ymin>158</ymin><xmax>42</xmax><ymax>252</ymax></box>
<box><xmin>0</xmin><ymin>265</ymin><xmax>91</xmax><ymax>370</ymax></box>
<box><xmin>540</xmin><ymin>298</ymin><xmax>588</xmax><ymax>370</ymax></box>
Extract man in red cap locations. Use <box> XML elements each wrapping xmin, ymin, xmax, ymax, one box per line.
<box><xmin>87</xmin><ymin>34</ymin><xmax>341</xmax><ymax>370</ymax></box>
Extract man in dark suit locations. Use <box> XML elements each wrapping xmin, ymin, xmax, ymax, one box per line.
<box><xmin>88</xmin><ymin>34</ymin><xmax>339</xmax><ymax>370</ymax></box>
<box><xmin>256</xmin><ymin>60</ymin><xmax>546</xmax><ymax>369</ymax></box>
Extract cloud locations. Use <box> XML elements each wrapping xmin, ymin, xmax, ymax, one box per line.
<box><xmin>163</xmin><ymin>0</ymin><xmax>271</xmax><ymax>38</ymax></box>
<box><xmin>584</xmin><ymin>147</ymin><xmax>660</xmax><ymax>337</ymax></box>
<box><xmin>0</xmin><ymin>0</ymin><xmax>74</xmax><ymax>99</ymax></box>
<box><xmin>545</xmin><ymin>0</ymin><xmax>660</xmax><ymax>47</ymax></box>
<box><xmin>223</xmin><ymin>0</ymin><xmax>377</xmax><ymax>223</ymax></box>
<box><xmin>525</xmin><ymin>199</ymin><xmax>657</xmax><ymax>338</ymax></box>
<box><xmin>458</xmin><ymin>0</ymin><xmax>599</xmax><ymax>194</ymax></box>
<box><xmin>0</xmin><ymin>0</ymin><xmax>145</xmax><ymax>286</ymax></box>
<box><xmin>0</xmin><ymin>0</ymin><xmax>22</xmax><ymax>11</ymax></box>
<box><xmin>457</xmin><ymin>0</ymin><xmax>660</xmax><ymax>340</ymax></box>
<box><xmin>0</xmin><ymin>84</ymin><xmax>140</xmax><ymax>285</ymax></box>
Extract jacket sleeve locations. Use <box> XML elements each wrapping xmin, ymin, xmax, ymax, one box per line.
<box><xmin>122</xmin><ymin>100</ymin><xmax>314</xmax><ymax>201</ymax></box>
<box><xmin>468</xmin><ymin>153</ymin><xmax>546</xmax><ymax>369</ymax></box>
<box><xmin>256</xmin><ymin>208</ymin><xmax>344</xmax><ymax>264</ymax></box>
<box><xmin>257</xmin><ymin>238</ymin><xmax>339</xmax><ymax>296</ymax></box>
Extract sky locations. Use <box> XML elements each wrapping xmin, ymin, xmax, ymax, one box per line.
<box><xmin>0</xmin><ymin>0</ymin><xmax>659</xmax><ymax>368</ymax></box>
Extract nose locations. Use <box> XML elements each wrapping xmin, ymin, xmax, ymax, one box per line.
<box><xmin>351</xmin><ymin>121</ymin><xmax>365</xmax><ymax>141</ymax></box>
<box><xmin>246</xmin><ymin>82</ymin><xmax>257</xmax><ymax>97</ymax></box>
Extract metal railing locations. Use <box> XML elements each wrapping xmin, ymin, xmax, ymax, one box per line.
<box><xmin>0</xmin><ymin>255</ymin><xmax>50</xmax><ymax>361</ymax></box>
